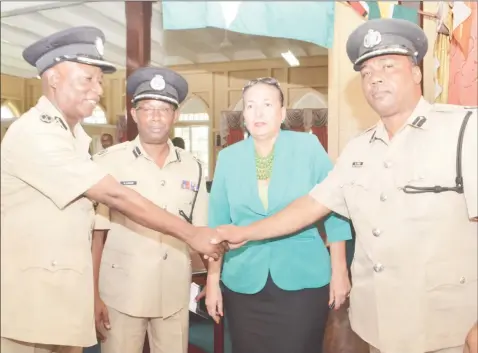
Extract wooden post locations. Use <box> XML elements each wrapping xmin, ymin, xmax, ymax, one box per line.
<box><xmin>125</xmin><ymin>1</ymin><xmax>152</xmax><ymax>141</ymax></box>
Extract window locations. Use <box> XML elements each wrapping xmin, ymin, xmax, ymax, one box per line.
<box><xmin>1</xmin><ymin>100</ymin><xmax>20</xmax><ymax>121</ymax></box>
<box><xmin>82</xmin><ymin>105</ymin><xmax>107</xmax><ymax>124</ymax></box>
<box><xmin>173</xmin><ymin>97</ymin><xmax>211</xmax><ymax>179</ymax></box>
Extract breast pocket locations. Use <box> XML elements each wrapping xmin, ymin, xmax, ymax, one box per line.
<box><xmin>21</xmin><ymin>247</ymin><xmax>87</xmax><ymax>275</ymax></box>
<box><xmin>342</xmin><ymin>170</ymin><xmax>372</xmax><ymax>215</ymax></box>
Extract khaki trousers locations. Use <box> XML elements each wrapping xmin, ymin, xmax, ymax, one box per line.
<box><xmin>370</xmin><ymin>345</ymin><xmax>465</xmax><ymax>353</ymax></box>
<box><xmin>0</xmin><ymin>338</ymin><xmax>81</xmax><ymax>353</ymax></box>
<box><xmin>101</xmin><ymin>306</ymin><xmax>189</xmax><ymax>353</ymax></box>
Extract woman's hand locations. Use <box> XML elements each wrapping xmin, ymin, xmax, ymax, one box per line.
<box><xmin>204</xmin><ymin>279</ymin><xmax>224</xmax><ymax>324</ymax></box>
<box><xmin>329</xmin><ymin>268</ymin><xmax>351</xmax><ymax>310</ymax></box>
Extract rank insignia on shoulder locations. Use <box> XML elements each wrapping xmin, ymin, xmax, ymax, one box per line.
<box><xmin>352</xmin><ymin>161</ymin><xmax>364</xmax><ymax>168</ymax></box>
<box><xmin>54</xmin><ymin>116</ymin><xmax>68</xmax><ymax>130</ymax></box>
<box><xmin>40</xmin><ymin>114</ymin><xmax>53</xmax><ymax>123</ymax></box>
<box><xmin>120</xmin><ymin>180</ymin><xmax>137</xmax><ymax>186</ymax></box>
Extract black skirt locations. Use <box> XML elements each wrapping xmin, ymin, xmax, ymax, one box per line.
<box><xmin>222</xmin><ymin>274</ymin><xmax>329</xmax><ymax>353</ymax></box>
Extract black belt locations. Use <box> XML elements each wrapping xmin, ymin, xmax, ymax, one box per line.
<box><xmin>403</xmin><ymin>110</ymin><xmax>473</xmax><ymax>195</ymax></box>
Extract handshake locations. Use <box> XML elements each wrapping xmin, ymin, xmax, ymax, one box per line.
<box><xmin>188</xmin><ymin>225</ymin><xmax>249</xmax><ymax>261</ymax></box>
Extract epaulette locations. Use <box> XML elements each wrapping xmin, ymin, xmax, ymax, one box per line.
<box><xmin>432</xmin><ymin>103</ymin><xmax>477</xmax><ymax>113</ymax></box>
<box><xmin>93</xmin><ymin>141</ymin><xmax>130</xmax><ymax>159</ymax></box>
<box><xmin>175</xmin><ymin>147</ymin><xmax>203</xmax><ymax>165</ymax></box>
<box><xmin>357</xmin><ymin>122</ymin><xmax>378</xmax><ymax>136</ymax></box>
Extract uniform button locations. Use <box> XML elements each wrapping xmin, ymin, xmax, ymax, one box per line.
<box><xmin>459</xmin><ymin>276</ymin><xmax>466</xmax><ymax>284</ymax></box>
<box><xmin>384</xmin><ymin>161</ymin><xmax>392</xmax><ymax>168</ymax></box>
<box><xmin>373</xmin><ymin>263</ymin><xmax>384</xmax><ymax>273</ymax></box>
<box><xmin>111</xmin><ymin>264</ymin><xmax>117</xmax><ymax>269</ymax></box>
<box><xmin>163</xmin><ymin>253</ymin><xmax>168</xmax><ymax>260</ymax></box>
<box><xmin>160</xmin><ymin>180</ymin><xmax>166</xmax><ymax>186</ymax></box>
<box><xmin>51</xmin><ymin>260</ymin><xmax>57</xmax><ymax>267</ymax></box>
<box><xmin>372</xmin><ymin>228</ymin><xmax>381</xmax><ymax>237</ymax></box>
<box><xmin>380</xmin><ymin>193</ymin><xmax>388</xmax><ymax>202</ymax></box>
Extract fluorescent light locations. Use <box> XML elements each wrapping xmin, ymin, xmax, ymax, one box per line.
<box><xmin>1</xmin><ymin>39</ymin><xmax>10</xmax><ymax>44</ymax></box>
<box><xmin>281</xmin><ymin>50</ymin><xmax>300</xmax><ymax>67</ymax></box>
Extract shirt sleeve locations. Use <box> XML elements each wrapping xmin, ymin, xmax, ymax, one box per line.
<box><xmin>94</xmin><ymin>203</ymin><xmax>111</xmax><ymax>230</ymax></box>
<box><xmin>309</xmin><ymin>142</ymin><xmax>351</xmax><ymax>220</ymax></box>
<box><xmin>192</xmin><ymin>162</ymin><xmax>209</xmax><ymax>227</ymax></box>
<box><xmin>462</xmin><ymin>109</ymin><xmax>477</xmax><ymax>219</ymax></box>
<box><xmin>309</xmin><ymin>137</ymin><xmax>352</xmax><ymax>243</ymax></box>
<box><xmin>7</xmin><ymin>125</ymin><xmax>107</xmax><ymax>210</ymax></box>
<box><xmin>208</xmin><ymin>151</ymin><xmax>232</xmax><ymax>227</ymax></box>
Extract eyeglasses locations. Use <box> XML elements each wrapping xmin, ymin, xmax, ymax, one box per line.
<box><xmin>242</xmin><ymin>77</ymin><xmax>281</xmax><ymax>91</ymax></box>
<box><xmin>135</xmin><ymin>106</ymin><xmax>174</xmax><ymax>117</ymax></box>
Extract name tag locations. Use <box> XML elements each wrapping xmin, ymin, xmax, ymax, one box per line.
<box><xmin>352</xmin><ymin>162</ymin><xmax>363</xmax><ymax>168</ymax></box>
<box><xmin>120</xmin><ymin>181</ymin><xmax>137</xmax><ymax>186</ymax></box>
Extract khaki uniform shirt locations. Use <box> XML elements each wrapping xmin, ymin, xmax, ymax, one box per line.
<box><xmin>93</xmin><ymin>137</ymin><xmax>208</xmax><ymax>318</ymax></box>
<box><xmin>1</xmin><ymin>97</ymin><xmax>107</xmax><ymax>347</ymax></box>
<box><xmin>310</xmin><ymin>98</ymin><xmax>477</xmax><ymax>353</ymax></box>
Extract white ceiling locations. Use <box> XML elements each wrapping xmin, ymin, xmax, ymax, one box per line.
<box><xmin>0</xmin><ymin>1</ymin><xmax>328</xmax><ymax>78</ymax></box>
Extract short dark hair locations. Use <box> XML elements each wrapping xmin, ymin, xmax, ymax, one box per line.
<box><xmin>172</xmin><ymin>137</ymin><xmax>185</xmax><ymax>149</ymax></box>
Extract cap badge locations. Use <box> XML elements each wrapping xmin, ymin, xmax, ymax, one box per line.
<box><xmin>150</xmin><ymin>75</ymin><xmax>166</xmax><ymax>91</ymax></box>
<box><xmin>363</xmin><ymin>29</ymin><xmax>382</xmax><ymax>49</ymax></box>
<box><xmin>95</xmin><ymin>37</ymin><xmax>104</xmax><ymax>56</ymax></box>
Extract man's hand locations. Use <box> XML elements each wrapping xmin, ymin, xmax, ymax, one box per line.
<box><xmin>94</xmin><ymin>296</ymin><xmax>111</xmax><ymax>342</ymax></box>
<box><xmin>188</xmin><ymin>227</ymin><xmax>228</xmax><ymax>261</ymax></box>
<box><xmin>216</xmin><ymin>224</ymin><xmax>249</xmax><ymax>249</ymax></box>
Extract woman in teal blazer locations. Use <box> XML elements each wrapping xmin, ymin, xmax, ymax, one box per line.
<box><xmin>206</xmin><ymin>78</ymin><xmax>352</xmax><ymax>353</ymax></box>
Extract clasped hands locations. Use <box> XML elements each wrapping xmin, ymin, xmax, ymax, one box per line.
<box><xmin>190</xmin><ymin>224</ymin><xmax>248</xmax><ymax>261</ymax></box>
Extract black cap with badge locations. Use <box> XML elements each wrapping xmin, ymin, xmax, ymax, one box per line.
<box><xmin>346</xmin><ymin>18</ymin><xmax>428</xmax><ymax>71</ymax></box>
<box><xmin>22</xmin><ymin>26</ymin><xmax>116</xmax><ymax>75</ymax></box>
<box><xmin>126</xmin><ymin>66</ymin><xmax>189</xmax><ymax>108</ymax></box>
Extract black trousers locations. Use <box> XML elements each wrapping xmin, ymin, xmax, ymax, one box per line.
<box><xmin>222</xmin><ymin>274</ymin><xmax>329</xmax><ymax>353</ymax></box>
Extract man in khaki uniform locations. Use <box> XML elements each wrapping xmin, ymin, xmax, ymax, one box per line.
<box><xmin>1</xmin><ymin>27</ymin><xmax>224</xmax><ymax>353</ymax></box>
<box><xmin>215</xmin><ymin>19</ymin><xmax>477</xmax><ymax>353</ymax></box>
<box><xmin>92</xmin><ymin>67</ymin><xmax>207</xmax><ymax>353</ymax></box>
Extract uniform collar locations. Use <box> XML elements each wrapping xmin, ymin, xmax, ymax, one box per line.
<box><xmin>131</xmin><ymin>135</ymin><xmax>181</xmax><ymax>164</ymax></box>
<box><xmin>370</xmin><ymin>96</ymin><xmax>431</xmax><ymax>144</ymax></box>
<box><xmin>36</xmin><ymin>96</ymin><xmax>91</xmax><ymax>147</ymax></box>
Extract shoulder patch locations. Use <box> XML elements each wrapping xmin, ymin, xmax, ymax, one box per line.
<box><xmin>40</xmin><ymin>114</ymin><xmax>53</xmax><ymax>124</ymax></box>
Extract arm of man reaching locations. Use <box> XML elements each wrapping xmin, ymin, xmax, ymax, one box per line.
<box><xmin>217</xmin><ymin>141</ymin><xmax>352</xmax><ymax>249</ymax></box>
<box><xmin>7</xmin><ymin>128</ymin><xmax>223</xmax><ymax>259</ymax></box>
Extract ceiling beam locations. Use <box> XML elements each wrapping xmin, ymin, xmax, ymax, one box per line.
<box><xmin>0</xmin><ymin>23</ymin><xmax>42</xmax><ymax>47</ymax></box>
<box><xmin>83</xmin><ymin>1</ymin><xmax>126</xmax><ymax>25</ymax></box>
<box><xmin>38</xmin><ymin>6</ymin><xmax>125</xmax><ymax>50</ymax></box>
<box><xmin>1</xmin><ymin>55</ymin><xmax>36</xmax><ymax>71</ymax></box>
<box><xmin>1</xmin><ymin>1</ymin><xmax>86</xmax><ymax>18</ymax></box>
<box><xmin>0</xmin><ymin>42</ymin><xmax>27</xmax><ymax>60</ymax></box>
<box><xmin>1</xmin><ymin>12</ymin><xmax>69</xmax><ymax>36</ymax></box>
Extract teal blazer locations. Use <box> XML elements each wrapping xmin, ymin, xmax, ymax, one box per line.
<box><xmin>208</xmin><ymin>131</ymin><xmax>352</xmax><ymax>294</ymax></box>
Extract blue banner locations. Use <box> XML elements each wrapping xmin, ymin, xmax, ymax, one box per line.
<box><xmin>162</xmin><ymin>1</ymin><xmax>336</xmax><ymax>49</ymax></box>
